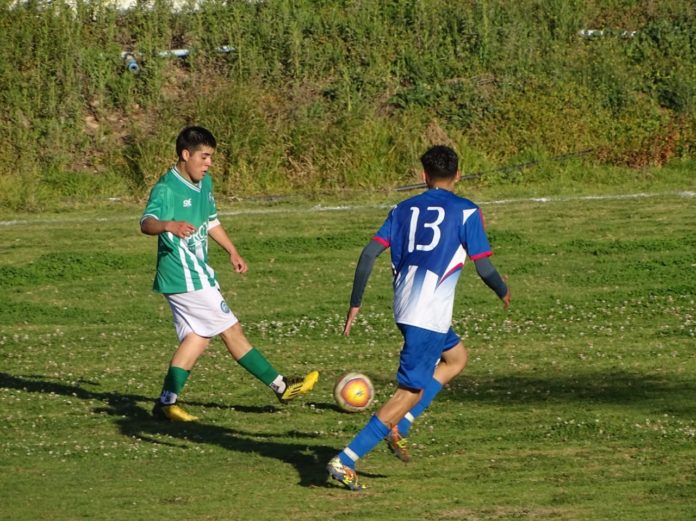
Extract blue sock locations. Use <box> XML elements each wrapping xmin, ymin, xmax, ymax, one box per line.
<box><xmin>338</xmin><ymin>415</ymin><xmax>389</xmax><ymax>468</ymax></box>
<box><xmin>397</xmin><ymin>377</ymin><xmax>443</xmax><ymax>436</ymax></box>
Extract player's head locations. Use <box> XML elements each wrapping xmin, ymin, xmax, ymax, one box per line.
<box><xmin>420</xmin><ymin>145</ymin><xmax>459</xmax><ymax>180</ymax></box>
<box><xmin>176</xmin><ymin>126</ymin><xmax>217</xmax><ymax>183</ymax></box>
<box><xmin>176</xmin><ymin>126</ymin><xmax>217</xmax><ymax>160</ymax></box>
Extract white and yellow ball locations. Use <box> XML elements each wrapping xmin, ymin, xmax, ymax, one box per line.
<box><xmin>333</xmin><ymin>372</ymin><xmax>374</xmax><ymax>412</ymax></box>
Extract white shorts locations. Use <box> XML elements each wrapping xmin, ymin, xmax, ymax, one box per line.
<box><xmin>165</xmin><ymin>287</ymin><xmax>238</xmax><ymax>342</ymax></box>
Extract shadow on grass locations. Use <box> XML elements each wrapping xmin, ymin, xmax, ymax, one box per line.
<box><xmin>6</xmin><ymin>368</ymin><xmax>691</xmax><ymax>485</ymax></box>
<box><xmin>5</xmin><ymin>369</ymin><xmax>693</xmax><ymax>418</ymax></box>
<box><xmin>0</xmin><ymin>372</ymin><xmax>364</xmax><ymax>488</ymax></box>
<box><xmin>441</xmin><ymin>371</ymin><xmax>696</xmax><ymax>417</ymax></box>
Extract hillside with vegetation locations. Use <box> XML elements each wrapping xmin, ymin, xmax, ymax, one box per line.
<box><xmin>1</xmin><ymin>0</ymin><xmax>694</xmax><ymax>209</ymax></box>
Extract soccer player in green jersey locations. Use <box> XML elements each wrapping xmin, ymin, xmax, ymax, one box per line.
<box><xmin>141</xmin><ymin>126</ymin><xmax>318</xmax><ymax>421</ymax></box>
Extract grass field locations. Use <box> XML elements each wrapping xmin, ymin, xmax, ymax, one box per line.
<box><xmin>0</xmin><ymin>185</ymin><xmax>694</xmax><ymax>520</ymax></box>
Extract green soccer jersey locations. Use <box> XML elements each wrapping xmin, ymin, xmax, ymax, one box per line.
<box><xmin>141</xmin><ymin>167</ymin><xmax>220</xmax><ymax>294</ymax></box>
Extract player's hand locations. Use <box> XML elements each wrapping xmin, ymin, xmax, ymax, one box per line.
<box><xmin>502</xmin><ymin>275</ymin><xmax>511</xmax><ymax>309</ymax></box>
<box><xmin>167</xmin><ymin>221</ymin><xmax>196</xmax><ymax>239</ymax></box>
<box><xmin>229</xmin><ymin>252</ymin><xmax>248</xmax><ymax>274</ymax></box>
<box><xmin>343</xmin><ymin>306</ymin><xmax>361</xmax><ymax>336</ymax></box>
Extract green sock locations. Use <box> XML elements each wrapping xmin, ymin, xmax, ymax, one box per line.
<box><xmin>162</xmin><ymin>366</ymin><xmax>190</xmax><ymax>395</ymax></box>
<box><xmin>237</xmin><ymin>348</ymin><xmax>279</xmax><ymax>386</ymax></box>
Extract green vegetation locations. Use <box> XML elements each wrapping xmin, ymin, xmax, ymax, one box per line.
<box><xmin>1</xmin><ymin>188</ymin><xmax>694</xmax><ymax>520</ymax></box>
<box><xmin>1</xmin><ymin>2</ymin><xmax>693</xmax><ymax>518</ymax></box>
<box><xmin>1</xmin><ymin>0</ymin><xmax>694</xmax><ymax>210</ymax></box>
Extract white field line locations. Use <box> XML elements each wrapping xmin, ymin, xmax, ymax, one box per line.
<box><xmin>0</xmin><ymin>190</ymin><xmax>693</xmax><ymax>227</ymax></box>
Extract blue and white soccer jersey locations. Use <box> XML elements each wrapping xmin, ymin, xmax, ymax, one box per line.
<box><xmin>373</xmin><ymin>188</ymin><xmax>492</xmax><ymax>389</ymax></box>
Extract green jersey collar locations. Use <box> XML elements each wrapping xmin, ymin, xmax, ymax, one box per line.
<box><xmin>171</xmin><ymin>166</ymin><xmax>201</xmax><ymax>191</ymax></box>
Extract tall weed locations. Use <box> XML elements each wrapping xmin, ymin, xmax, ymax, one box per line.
<box><xmin>0</xmin><ymin>0</ymin><xmax>693</xmax><ymax>210</ymax></box>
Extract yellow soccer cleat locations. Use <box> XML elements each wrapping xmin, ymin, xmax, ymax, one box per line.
<box><xmin>152</xmin><ymin>401</ymin><xmax>199</xmax><ymax>422</ymax></box>
<box><xmin>276</xmin><ymin>370</ymin><xmax>319</xmax><ymax>404</ymax></box>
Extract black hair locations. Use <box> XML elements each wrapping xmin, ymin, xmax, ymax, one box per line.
<box><xmin>176</xmin><ymin>126</ymin><xmax>217</xmax><ymax>159</ymax></box>
<box><xmin>420</xmin><ymin>145</ymin><xmax>459</xmax><ymax>179</ymax></box>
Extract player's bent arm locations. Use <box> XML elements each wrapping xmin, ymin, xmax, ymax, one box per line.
<box><xmin>140</xmin><ymin>217</ymin><xmax>195</xmax><ymax>238</ymax></box>
<box><xmin>474</xmin><ymin>257</ymin><xmax>509</xmax><ymax>302</ymax></box>
<box><xmin>349</xmin><ymin>240</ymin><xmax>387</xmax><ymax>307</ymax></box>
<box><xmin>207</xmin><ymin>222</ymin><xmax>237</xmax><ymax>254</ymax></box>
<box><xmin>140</xmin><ymin>217</ymin><xmax>165</xmax><ymax>235</ymax></box>
<box><xmin>208</xmin><ymin>224</ymin><xmax>248</xmax><ymax>273</ymax></box>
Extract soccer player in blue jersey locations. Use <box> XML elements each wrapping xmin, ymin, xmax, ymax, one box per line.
<box><xmin>141</xmin><ymin>126</ymin><xmax>318</xmax><ymax>422</ymax></box>
<box><xmin>327</xmin><ymin>145</ymin><xmax>510</xmax><ymax>490</ymax></box>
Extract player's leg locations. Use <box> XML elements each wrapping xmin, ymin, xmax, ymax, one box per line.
<box><xmin>153</xmin><ymin>333</ymin><xmax>210</xmax><ymax>421</ymax></box>
<box><xmin>434</xmin><ymin>341</ymin><xmax>468</xmax><ymax>383</ymax></box>
<box><xmin>218</xmin><ymin>322</ymin><xmax>319</xmax><ymax>403</ymax></box>
<box><xmin>396</xmin><ymin>339</ymin><xmax>468</xmax><ymax>438</ymax></box>
<box><xmin>383</xmin><ymin>328</ymin><xmax>465</xmax><ymax>460</ymax></box>
<box><xmin>154</xmin><ymin>288</ymin><xmax>234</xmax><ymax>421</ymax></box>
<box><xmin>328</xmin><ymin>324</ymin><xmax>435</xmax><ymax>490</ymax></box>
<box><xmin>170</xmin><ymin>332</ymin><xmax>211</xmax><ymax>370</ymax></box>
<box><xmin>327</xmin><ymin>385</ymin><xmax>422</xmax><ymax>491</ymax></box>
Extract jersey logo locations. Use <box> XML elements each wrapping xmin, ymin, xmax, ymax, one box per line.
<box><xmin>183</xmin><ymin>198</ymin><xmax>192</xmax><ymax>208</ymax></box>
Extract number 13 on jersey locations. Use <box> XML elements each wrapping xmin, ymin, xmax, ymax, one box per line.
<box><xmin>408</xmin><ymin>206</ymin><xmax>445</xmax><ymax>252</ymax></box>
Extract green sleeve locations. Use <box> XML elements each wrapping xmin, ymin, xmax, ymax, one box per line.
<box><xmin>207</xmin><ymin>177</ymin><xmax>218</xmax><ymax>221</ymax></box>
<box><xmin>142</xmin><ymin>182</ymin><xmax>169</xmax><ymax>222</ymax></box>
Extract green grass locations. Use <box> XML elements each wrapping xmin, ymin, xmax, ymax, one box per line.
<box><xmin>0</xmin><ymin>183</ymin><xmax>695</xmax><ymax>520</ymax></box>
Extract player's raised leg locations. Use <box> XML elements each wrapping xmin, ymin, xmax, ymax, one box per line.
<box><xmin>388</xmin><ymin>341</ymin><xmax>468</xmax><ymax>459</ymax></box>
<box><xmin>218</xmin><ymin>322</ymin><xmax>319</xmax><ymax>403</ymax></box>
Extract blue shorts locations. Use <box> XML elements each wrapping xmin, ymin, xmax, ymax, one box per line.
<box><xmin>396</xmin><ymin>324</ymin><xmax>461</xmax><ymax>390</ymax></box>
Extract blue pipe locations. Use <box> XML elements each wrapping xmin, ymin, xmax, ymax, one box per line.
<box><xmin>122</xmin><ymin>46</ymin><xmax>234</xmax><ymax>73</ymax></box>
<box><xmin>123</xmin><ymin>53</ymin><xmax>140</xmax><ymax>73</ymax></box>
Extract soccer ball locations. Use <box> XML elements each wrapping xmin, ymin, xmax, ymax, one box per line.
<box><xmin>333</xmin><ymin>372</ymin><xmax>374</xmax><ymax>413</ymax></box>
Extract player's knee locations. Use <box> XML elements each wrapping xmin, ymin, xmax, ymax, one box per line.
<box><xmin>219</xmin><ymin>322</ymin><xmax>252</xmax><ymax>356</ymax></box>
<box><xmin>394</xmin><ymin>385</ymin><xmax>421</xmax><ymax>400</ymax></box>
<box><xmin>448</xmin><ymin>344</ymin><xmax>468</xmax><ymax>373</ymax></box>
<box><xmin>219</xmin><ymin>321</ymin><xmax>242</xmax><ymax>339</ymax></box>
<box><xmin>459</xmin><ymin>348</ymin><xmax>468</xmax><ymax>371</ymax></box>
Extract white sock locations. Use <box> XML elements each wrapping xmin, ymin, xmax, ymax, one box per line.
<box><xmin>160</xmin><ymin>391</ymin><xmax>178</xmax><ymax>405</ymax></box>
<box><xmin>269</xmin><ymin>375</ymin><xmax>286</xmax><ymax>393</ymax></box>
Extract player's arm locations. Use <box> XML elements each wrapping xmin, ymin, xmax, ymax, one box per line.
<box><xmin>343</xmin><ymin>240</ymin><xmax>387</xmax><ymax>336</ymax></box>
<box><xmin>207</xmin><ymin>221</ymin><xmax>248</xmax><ymax>273</ymax></box>
<box><xmin>140</xmin><ymin>217</ymin><xmax>195</xmax><ymax>239</ymax></box>
<box><xmin>140</xmin><ymin>184</ymin><xmax>195</xmax><ymax>238</ymax></box>
<box><xmin>473</xmin><ymin>256</ymin><xmax>511</xmax><ymax>309</ymax></box>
